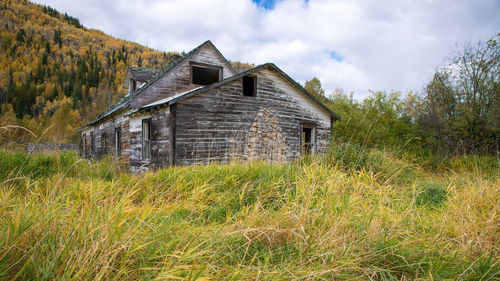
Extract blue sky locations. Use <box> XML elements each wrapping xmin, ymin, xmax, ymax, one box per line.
<box><xmin>33</xmin><ymin>0</ymin><xmax>500</xmax><ymax>99</ymax></box>
<box><xmin>252</xmin><ymin>0</ymin><xmax>276</xmax><ymax>9</ymax></box>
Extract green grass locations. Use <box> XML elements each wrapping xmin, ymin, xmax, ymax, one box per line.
<box><xmin>0</xmin><ymin>149</ymin><xmax>498</xmax><ymax>280</ymax></box>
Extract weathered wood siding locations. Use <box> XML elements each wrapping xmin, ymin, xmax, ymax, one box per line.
<box><xmin>128</xmin><ymin>107</ymin><xmax>173</xmax><ymax>172</ymax></box>
<box><xmin>80</xmin><ymin>112</ymin><xmax>130</xmax><ymax>161</ymax></box>
<box><xmin>130</xmin><ymin>44</ymin><xmax>236</xmax><ymax>109</ymax></box>
<box><xmin>174</xmin><ymin>68</ymin><xmax>332</xmax><ymax>165</ymax></box>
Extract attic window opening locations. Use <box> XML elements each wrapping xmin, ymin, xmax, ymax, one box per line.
<box><xmin>243</xmin><ymin>75</ymin><xmax>257</xmax><ymax>97</ymax></box>
<box><xmin>191</xmin><ymin>64</ymin><xmax>221</xmax><ymax>85</ymax></box>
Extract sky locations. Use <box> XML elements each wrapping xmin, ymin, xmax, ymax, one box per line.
<box><xmin>33</xmin><ymin>0</ymin><xmax>500</xmax><ymax>100</ymax></box>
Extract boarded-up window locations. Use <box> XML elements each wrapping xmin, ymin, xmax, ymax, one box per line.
<box><xmin>191</xmin><ymin>64</ymin><xmax>221</xmax><ymax>85</ymax></box>
<box><xmin>243</xmin><ymin>75</ymin><xmax>257</xmax><ymax>97</ymax></box>
<box><xmin>115</xmin><ymin>128</ymin><xmax>121</xmax><ymax>156</ymax></box>
<box><xmin>142</xmin><ymin>119</ymin><xmax>151</xmax><ymax>159</ymax></box>
<box><xmin>301</xmin><ymin>125</ymin><xmax>316</xmax><ymax>155</ymax></box>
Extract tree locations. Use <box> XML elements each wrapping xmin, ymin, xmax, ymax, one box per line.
<box><xmin>304</xmin><ymin>77</ymin><xmax>326</xmax><ymax>101</ymax></box>
<box><xmin>419</xmin><ymin>34</ymin><xmax>499</xmax><ymax>154</ymax></box>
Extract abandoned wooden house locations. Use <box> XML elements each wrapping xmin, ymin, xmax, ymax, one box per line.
<box><xmin>79</xmin><ymin>40</ymin><xmax>341</xmax><ymax>171</ymax></box>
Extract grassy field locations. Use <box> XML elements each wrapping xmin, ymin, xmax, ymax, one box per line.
<box><xmin>0</xmin><ymin>148</ymin><xmax>498</xmax><ymax>280</ymax></box>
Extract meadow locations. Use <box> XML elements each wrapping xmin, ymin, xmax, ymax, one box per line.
<box><xmin>0</xmin><ymin>147</ymin><xmax>498</xmax><ymax>280</ymax></box>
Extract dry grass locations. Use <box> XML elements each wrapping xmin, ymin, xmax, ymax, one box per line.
<box><xmin>0</xmin><ymin>149</ymin><xmax>498</xmax><ymax>280</ymax></box>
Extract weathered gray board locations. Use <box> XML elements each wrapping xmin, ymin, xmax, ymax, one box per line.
<box><xmin>173</xmin><ymin>68</ymin><xmax>332</xmax><ymax>166</ymax></box>
<box><xmin>79</xmin><ymin>41</ymin><xmax>335</xmax><ymax>172</ymax></box>
<box><xmin>27</xmin><ymin>143</ymin><xmax>78</xmax><ymax>154</ymax></box>
<box><xmin>130</xmin><ymin>43</ymin><xmax>236</xmax><ymax>109</ymax></box>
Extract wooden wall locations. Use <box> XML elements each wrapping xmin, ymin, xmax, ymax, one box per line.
<box><xmin>174</xmin><ymin>68</ymin><xmax>332</xmax><ymax>165</ymax></box>
<box><xmin>80</xmin><ymin>112</ymin><xmax>130</xmax><ymax>162</ymax></box>
<box><xmin>130</xmin><ymin>43</ymin><xmax>236</xmax><ymax>110</ymax></box>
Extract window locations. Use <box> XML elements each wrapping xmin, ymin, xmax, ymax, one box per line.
<box><xmin>129</xmin><ymin>79</ymin><xmax>136</xmax><ymax>94</ymax></box>
<box><xmin>82</xmin><ymin>134</ymin><xmax>86</xmax><ymax>157</ymax></box>
<box><xmin>243</xmin><ymin>75</ymin><xmax>257</xmax><ymax>97</ymax></box>
<box><xmin>301</xmin><ymin>125</ymin><xmax>316</xmax><ymax>155</ymax></box>
<box><xmin>90</xmin><ymin>131</ymin><xmax>94</xmax><ymax>156</ymax></box>
<box><xmin>191</xmin><ymin>64</ymin><xmax>221</xmax><ymax>85</ymax></box>
<box><xmin>115</xmin><ymin>128</ymin><xmax>121</xmax><ymax>156</ymax></box>
<box><xmin>101</xmin><ymin>132</ymin><xmax>106</xmax><ymax>154</ymax></box>
<box><xmin>142</xmin><ymin>119</ymin><xmax>151</xmax><ymax>159</ymax></box>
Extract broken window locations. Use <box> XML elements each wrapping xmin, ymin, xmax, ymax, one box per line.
<box><xmin>142</xmin><ymin>119</ymin><xmax>151</xmax><ymax>159</ymax></box>
<box><xmin>301</xmin><ymin>125</ymin><xmax>315</xmax><ymax>155</ymax></box>
<box><xmin>191</xmin><ymin>64</ymin><xmax>221</xmax><ymax>85</ymax></box>
<box><xmin>115</xmin><ymin>128</ymin><xmax>121</xmax><ymax>156</ymax></box>
<box><xmin>243</xmin><ymin>75</ymin><xmax>257</xmax><ymax>97</ymax></box>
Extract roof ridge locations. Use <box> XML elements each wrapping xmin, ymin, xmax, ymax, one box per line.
<box><xmin>128</xmin><ymin>66</ymin><xmax>159</xmax><ymax>72</ymax></box>
<box><xmin>87</xmin><ymin>40</ymin><xmax>238</xmax><ymax>125</ymax></box>
<box><xmin>138</xmin><ymin>62</ymin><xmax>341</xmax><ymax>121</ymax></box>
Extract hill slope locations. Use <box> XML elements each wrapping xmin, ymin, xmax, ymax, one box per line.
<box><xmin>0</xmin><ymin>0</ymin><xmax>180</xmax><ymax>143</ymax></box>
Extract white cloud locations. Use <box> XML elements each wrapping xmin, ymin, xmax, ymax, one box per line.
<box><xmin>33</xmin><ymin>0</ymin><xmax>500</xmax><ymax>99</ymax></box>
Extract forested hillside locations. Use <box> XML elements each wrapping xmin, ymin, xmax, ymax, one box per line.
<box><xmin>0</xmin><ymin>0</ymin><xmax>179</xmax><ymax>143</ymax></box>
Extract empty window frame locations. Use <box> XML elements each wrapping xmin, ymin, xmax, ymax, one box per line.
<box><xmin>243</xmin><ymin>75</ymin><xmax>257</xmax><ymax>97</ymax></box>
<box><xmin>82</xmin><ymin>134</ymin><xmax>86</xmax><ymax>157</ymax></box>
<box><xmin>90</xmin><ymin>131</ymin><xmax>94</xmax><ymax>156</ymax></box>
<box><xmin>142</xmin><ymin>119</ymin><xmax>151</xmax><ymax>159</ymax></box>
<box><xmin>301</xmin><ymin>124</ymin><xmax>316</xmax><ymax>155</ymax></box>
<box><xmin>191</xmin><ymin>63</ymin><xmax>222</xmax><ymax>85</ymax></box>
<box><xmin>115</xmin><ymin>128</ymin><xmax>121</xmax><ymax>156</ymax></box>
<box><xmin>101</xmin><ymin>132</ymin><xmax>106</xmax><ymax>154</ymax></box>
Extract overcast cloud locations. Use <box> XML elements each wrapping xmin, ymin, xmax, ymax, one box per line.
<box><xmin>33</xmin><ymin>0</ymin><xmax>500</xmax><ymax>99</ymax></box>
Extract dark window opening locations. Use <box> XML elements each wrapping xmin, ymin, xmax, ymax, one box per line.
<box><xmin>191</xmin><ymin>65</ymin><xmax>221</xmax><ymax>85</ymax></box>
<box><xmin>142</xmin><ymin>119</ymin><xmax>151</xmax><ymax>159</ymax></box>
<box><xmin>82</xmin><ymin>134</ymin><xmax>86</xmax><ymax>157</ymax></box>
<box><xmin>90</xmin><ymin>131</ymin><xmax>94</xmax><ymax>156</ymax></box>
<box><xmin>301</xmin><ymin>125</ymin><xmax>315</xmax><ymax>155</ymax></box>
<box><xmin>330</xmin><ymin>117</ymin><xmax>334</xmax><ymax>137</ymax></box>
<box><xmin>131</xmin><ymin>80</ymin><xmax>136</xmax><ymax>92</ymax></box>
<box><xmin>115</xmin><ymin>128</ymin><xmax>121</xmax><ymax>156</ymax></box>
<box><xmin>243</xmin><ymin>75</ymin><xmax>257</xmax><ymax>97</ymax></box>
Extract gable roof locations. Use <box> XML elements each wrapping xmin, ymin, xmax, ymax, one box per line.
<box><xmin>128</xmin><ymin>66</ymin><xmax>159</xmax><ymax>83</ymax></box>
<box><xmin>139</xmin><ymin>63</ymin><xmax>341</xmax><ymax>121</ymax></box>
<box><xmin>86</xmin><ymin>40</ymin><xmax>236</xmax><ymax>126</ymax></box>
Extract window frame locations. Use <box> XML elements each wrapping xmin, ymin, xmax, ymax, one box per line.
<box><xmin>190</xmin><ymin>61</ymin><xmax>223</xmax><ymax>85</ymax></box>
<box><xmin>115</xmin><ymin>127</ymin><xmax>121</xmax><ymax>156</ymax></box>
<box><xmin>101</xmin><ymin>132</ymin><xmax>106</xmax><ymax>155</ymax></box>
<box><xmin>82</xmin><ymin>134</ymin><xmax>86</xmax><ymax>157</ymax></box>
<box><xmin>300</xmin><ymin>123</ymin><xmax>316</xmax><ymax>155</ymax></box>
<box><xmin>242</xmin><ymin>75</ymin><xmax>257</xmax><ymax>97</ymax></box>
<box><xmin>90</xmin><ymin>131</ymin><xmax>94</xmax><ymax>157</ymax></box>
<box><xmin>142</xmin><ymin>118</ymin><xmax>152</xmax><ymax>160</ymax></box>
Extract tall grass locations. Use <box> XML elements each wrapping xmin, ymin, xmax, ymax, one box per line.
<box><xmin>0</xmin><ymin>148</ymin><xmax>498</xmax><ymax>280</ymax></box>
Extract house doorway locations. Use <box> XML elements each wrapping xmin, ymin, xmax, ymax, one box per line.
<box><xmin>301</xmin><ymin>125</ymin><xmax>315</xmax><ymax>155</ymax></box>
